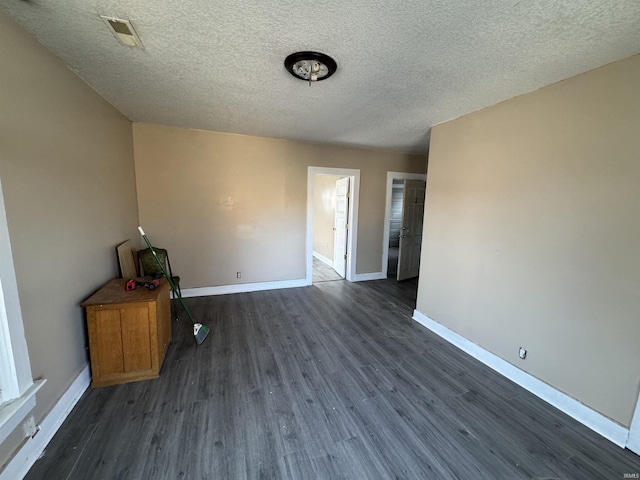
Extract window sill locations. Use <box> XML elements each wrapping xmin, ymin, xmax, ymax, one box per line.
<box><xmin>0</xmin><ymin>379</ymin><xmax>45</xmax><ymax>444</ymax></box>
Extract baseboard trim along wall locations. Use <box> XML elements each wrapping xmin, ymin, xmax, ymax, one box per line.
<box><xmin>312</xmin><ymin>251</ymin><xmax>333</xmax><ymax>267</ymax></box>
<box><xmin>412</xmin><ymin>309</ymin><xmax>629</xmax><ymax>448</ymax></box>
<box><xmin>353</xmin><ymin>272</ymin><xmax>387</xmax><ymax>282</ymax></box>
<box><xmin>1</xmin><ymin>365</ymin><xmax>90</xmax><ymax>480</ymax></box>
<box><xmin>181</xmin><ymin>273</ymin><xmax>390</xmax><ymax>298</ymax></box>
<box><xmin>181</xmin><ymin>278</ymin><xmax>309</xmax><ymax>298</ymax></box>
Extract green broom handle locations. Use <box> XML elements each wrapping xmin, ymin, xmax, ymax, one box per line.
<box><xmin>138</xmin><ymin>227</ymin><xmax>197</xmax><ymax>326</ymax></box>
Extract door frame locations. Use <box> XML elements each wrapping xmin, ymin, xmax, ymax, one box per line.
<box><xmin>381</xmin><ymin>172</ymin><xmax>426</xmax><ymax>278</ymax></box>
<box><xmin>307</xmin><ymin>167</ymin><xmax>360</xmax><ymax>284</ymax></box>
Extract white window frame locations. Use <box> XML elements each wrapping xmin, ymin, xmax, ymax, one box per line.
<box><xmin>0</xmin><ymin>178</ymin><xmax>42</xmax><ymax>443</ymax></box>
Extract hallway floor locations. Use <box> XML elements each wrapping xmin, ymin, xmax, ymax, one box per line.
<box><xmin>312</xmin><ymin>256</ymin><xmax>343</xmax><ymax>283</ymax></box>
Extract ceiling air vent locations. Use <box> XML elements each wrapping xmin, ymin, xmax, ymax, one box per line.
<box><xmin>100</xmin><ymin>16</ymin><xmax>144</xmax><ymax>49</ymax></box>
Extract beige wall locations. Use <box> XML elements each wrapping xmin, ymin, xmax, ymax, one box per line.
<box><xmin>0</xmin><ymin>11</ymin><xmax>138</xmax><ymax>466</ymax></box>
<box><xmin>313</xmin><ymin>175</ymin><xmax>342</xmax><ymax>261</ymax></box>
<box><xmin>417</xmin><ymin>54</ymin><xmax>640</xmax><ymax>426</ymax></box>
<box><xmin>133</xmin><ymin>124</ymin><xmax>426</xmax><ymax>288</ymax></box>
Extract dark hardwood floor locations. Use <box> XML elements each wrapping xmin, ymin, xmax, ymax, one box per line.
<box><xmin>26</xmin><ymin>278</ymin><xmax>640</xmax><ymax>479</ymax></box>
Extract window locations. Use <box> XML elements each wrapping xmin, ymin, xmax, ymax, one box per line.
<box><xmin>0</xmin><ymin>178</ymin><xmax>41</xmax><ymax>443</ymax></box>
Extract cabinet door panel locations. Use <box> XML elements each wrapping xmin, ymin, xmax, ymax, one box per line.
<box><xmin>120</xmin><ymin>306</ymin><xmax>152</xmax><ymax>372</ymax></box>
<box><xmin>95</xmin><ymin>309</ymin><xmax>124</xmax><ymax>376</ymax></box>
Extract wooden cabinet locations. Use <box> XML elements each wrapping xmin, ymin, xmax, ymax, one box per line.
<box><xmin>82</xmin><ymin>278</ymin><xmax>171</xmax><ymax>388</ymax></box>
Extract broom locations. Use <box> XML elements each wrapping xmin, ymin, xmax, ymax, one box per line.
<box><xmin>138</xmin><ymin>226</ymin><xmax>210</xmax><ymax>345</ymax></box>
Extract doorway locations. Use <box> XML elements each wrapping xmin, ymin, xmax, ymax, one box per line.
<box><xmin>387</xmin><ymin>179</ymin><xmax>404</xmax><ymax>278</ymax></box>
<box><xmin>311</xmin><ymin>174</ymin><xmax>347</xmax><ymax>283</ymax></box>
<box><xmin>306</xmin><ymin>167</ymin><xmax>360</xmax><ymax>285</ymax></box>
<box><xmin>382</xmin><ymin>172</ymin><xmax>427</xmax><ymax>280</ymax></box>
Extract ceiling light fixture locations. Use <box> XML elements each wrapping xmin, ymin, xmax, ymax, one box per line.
<box><xmin>284</xmin><ymin>51</ymin><xmax>337</xmax><ymax>86</ymax></box>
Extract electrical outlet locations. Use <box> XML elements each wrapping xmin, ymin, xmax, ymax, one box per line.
<box><xmin>519</xmin><ymin>347</ymin><xmax>527</xmax><ymax>359</ymax></box>
<box><xmin>236</xmin><ymin>272</ymin><xmax>241</xmax><ymax>279</ymax></box>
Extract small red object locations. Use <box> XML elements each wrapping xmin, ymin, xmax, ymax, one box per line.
<box><xmin>125</xmin><ymin>279</ymin><xmax>136</xmax><ymax>291</ymax></box>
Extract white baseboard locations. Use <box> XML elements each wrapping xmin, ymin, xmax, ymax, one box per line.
<box><xmin>312</xmin><ymin>251</ymin><xmax>333</xmax><ymax>267</ymax></box>
<box><xmin>181</xmin><ymin>272</ymin><xmax>388</xmax><ymax>295</ymax></box>
<box><xmin>412</xmin><ymin>310</ymin><xmax>629</xmax><ymax>448</ymax></box>
<box><xmin>353</xmin><ymin>272</ymin><xmax>387</xmax><ymax>282</ymax></box>
<box><xmin>628</xmin><ymin>435</ymin><xmax>640</xmax><ymax>456</ymax></box>
<box><xmin>181</xmin><ymin>278</ymin><xmax>309</xmax><ymax>298</ymax></box>
<box><xmin>626</xmin><ymin>397</ymin><xmax>640</xmax><ymax>455</ymax></box>
<box><xmin>1</xmin><ymin>365</ymin><xmax>90</xmax><ymax>480</ymax></box>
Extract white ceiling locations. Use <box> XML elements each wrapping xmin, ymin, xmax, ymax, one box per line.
<box><xmin>2</xmin><ymin>1</ymin><xmax>640</xmax><ymax>154</ymax></box>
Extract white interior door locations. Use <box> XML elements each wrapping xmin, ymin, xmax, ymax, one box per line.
<box><xmin>333</xmin><ymin>177</ymin><xmax>350</xmax><ymax>278</ymax></box>
<box><xmin>397</xmin><ymin>179</ymin><xmax>426</xmax><ymax>281</ymax></box>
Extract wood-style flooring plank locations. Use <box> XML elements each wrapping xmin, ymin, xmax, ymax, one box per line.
<box><xmin>24</xmin><ymin>277</ymin><xmax>640</xmax><ymax>480</ymax></box>
<box><xmin>312</xmin><ymin>257</ymin><xmax>343</xmax><ymax>283</ymax></box>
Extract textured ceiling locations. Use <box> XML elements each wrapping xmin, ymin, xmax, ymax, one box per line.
<box><xmin>2</xmin><ymin>1</ymin><xmax>640</xmax><ymax>154</ymax></box>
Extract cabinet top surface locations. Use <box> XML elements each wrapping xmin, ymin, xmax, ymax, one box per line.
<box><xmin>81</xmin><ymin>278</ymin><xmax>169</xmax><ymax>307</ymax></box>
